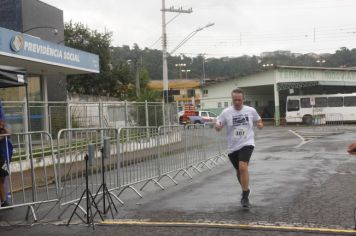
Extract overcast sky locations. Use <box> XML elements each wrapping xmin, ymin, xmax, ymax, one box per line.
<box><xmin>43</xmin><ymin>0</ymin><xmax>356</xmax><ymax>58</ymax></box>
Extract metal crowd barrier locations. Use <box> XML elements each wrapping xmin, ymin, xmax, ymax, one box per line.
<box><xmin>116</xmin><ymin>127</ymin><xmax>162</xmax><ymax>198</ymax></box>
<box><xmin>311</xmin><ymin>113</ymin><xmax>344</xmax><ymax>132</ymax></box>
<box><xmin>56</xmin><ymin>128</ymin><xmax>122</xmax><ymax>217</ymax></box>
<box><xmin>28</xmin><ymin>125</ymin><xmax>228</xmax><ymax>219</ymax></box>
<box><xmin>202</xmin><ymin>123</ymin><xmax>228</xmax><ymax>164</ymax></box>
<box><xmin>185</xmin><ymin>124</ymin><xmax>207</xmax><ymax>173</ymax></box>
<box><xmin>325</xmin><ymin>113</ymin><xmax>344</xmax><ymax>127</ymax></box>
<box><xmin>186</xmin><ymin>124</ymin><xmax>227</xmax><ymax>170</ymax></box>
<box><xmin>143</xmin><ymin>124</ymin><xmax>227</xmax><ymax>190</ymax></box>
<box><xmin>0</xmin><ymin>131</ymin><xmax>58</xmax><ymax>222</ymax></box>
<box><xmin>154</xmin><ymin>125</ymin><xmax>189</xmax><ymax>184</ymax></box>
<box><xmin>0</xmin><ymin>125</ymin><xmax>228</xmax><ymax>222</ymax></box>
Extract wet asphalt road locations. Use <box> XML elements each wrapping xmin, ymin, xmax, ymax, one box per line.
<box><xmin>0</xmin><ymin>126</ymin><xmax>356</xmax><ymax>236</ymax></box>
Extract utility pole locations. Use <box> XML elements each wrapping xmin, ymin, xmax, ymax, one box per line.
<box><xmin>313</xmin><ymin>27</ymin><xmax>316</xmax><ymax>43</ymax></box>
<box><xmin>135</xmin><ymin>61</ymin><xmax>140</xmax><ymax>98</ymax></box>
<box><xmin>161</xmin><ymin>1</ymin><xmax>192</xmax><ymax>103</ymax></box>
<box><xmin>133</xmin><ymin>46</ymin><xmax>141</xmax><ymax>98</ymax></box>
<box><xmin>202</xmin><ymin>53</ymin><xmax>206</xmax><ymax>85</ymax></box>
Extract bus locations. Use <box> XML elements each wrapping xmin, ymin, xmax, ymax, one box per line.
<box><xmin>286</xmin><ymin>93</ymin><xmax>356</xmax><ymax>124</ymax></box>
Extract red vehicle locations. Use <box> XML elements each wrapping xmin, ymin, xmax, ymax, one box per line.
<box><xmin>178</xmin><ymin>104</ymin><xmax>204</xmax><ymax>125</ymax></box>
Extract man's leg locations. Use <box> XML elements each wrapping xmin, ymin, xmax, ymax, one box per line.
<box><xmin>238</xmin><ymin>161</ymin><xmax>249</xmax><ymax>191</ymax></box>
<box><xmin>238</xmin><ymin>146</ymin><xmax>254</xmax><ymax>207</ymax></box>
<box><xmin>228</xmin><ymin>151</ymin><xmax>240</xmax><ymax>184</ymax></box>
<box><xmin>0</xmin><ymin>177</ymin><xmax>6</xmax><ymax>204</ymax></box>
<box><xmin>235</xmin><ymin>168</ymin><xmax>241</xmax><ymax>184</ymax></box>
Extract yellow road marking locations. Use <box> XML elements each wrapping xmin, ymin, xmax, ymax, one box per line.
<box><xmin>101</xmin><ymin>220</ymin><xmax>356</xmax><ymax>234</ymax></box>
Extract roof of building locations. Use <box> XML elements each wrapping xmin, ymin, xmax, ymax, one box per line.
<box><xmin>202</xmin><ymin>65</ymin><xmax>356</xmax><ymax>87</ymax></box>
<box><xmin>276</xmin><ymin>65</ymin><xmax>356</xmax><ymax>71</ymax></box>
<box><xmin>148</xmin><ymin>79</ymin><xmax>201</xmax><ymax>90</ymax></box>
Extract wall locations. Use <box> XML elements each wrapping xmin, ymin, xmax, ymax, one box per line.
<box><xmin>0</xmin><ymin>0</ymin><xmax>68</xmax><ymax>101</ymax></box>
<box><xmin>200</xmin><ymin>70</ymin><xmax>275</xmax><ymax>115</ymax></box>
<box><xmin>0</xmin><ymin>0</ymin><xmax>22</xmax><ymax>31</ymax></box>
<box><xmin>21</xmin><ymin>0</ymin><xmax>64</xmax><ymax>43</ymax></box>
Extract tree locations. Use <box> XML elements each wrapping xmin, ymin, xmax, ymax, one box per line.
<box><xmin>328</xmin><ymin>47</ymin><xmax>352</xmax><ymax>67</ymax></box>
<box><xmin>64</xmin><ymin>21</ymin><xmax>132</xmax><ymax>97</ymax></box>
<box><xmin>110</xmin><ymin>44</ymin><xmax>356</xmax><ymax>83</ymax></box>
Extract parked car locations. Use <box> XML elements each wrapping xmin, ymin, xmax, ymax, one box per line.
<box><xmin>178</xmin><ymin>110</ymin><xmax>217</xmax><ymax>125</ymax></box>
<box><xmin>198</xmin><ymin>111</ymin><xmax>218</xmax><ymax>123</ymax></box>
<box><xmin>179</xmin><ymin>110</ymin><xmax>204</xmax><ymax>125</ymax></box>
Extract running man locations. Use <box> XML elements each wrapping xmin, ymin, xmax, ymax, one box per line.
<box><xmin>215</xmin><ymin>88</ymin><xmax>263</xmax><ymax>208</ymax></box>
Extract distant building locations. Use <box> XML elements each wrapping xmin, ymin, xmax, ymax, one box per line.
<box><xmin>201</xmin><ymin>66</ymin><xmax>356</xmax><ymax>125</ymax></box>
<box><xmin>260</xmin><ymin>50</ymin><xmax>291</xmax><ymax>58</ymax></box>
<box><xmin>304</xmin><ymin>53</ymin><xmax>320</xmax><ymax>58</ymax></box>
<box><xmin>148</xmin><ymin>79</ymin><xmax>201</xmax><ymax>108</ymax></box>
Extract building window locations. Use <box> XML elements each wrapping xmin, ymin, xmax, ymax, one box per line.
<box><xmin>187</xmin><ymin>89</ymin><xmax>195</xmax><ymax>97</ymax></box>
<box><xmin>217</xmin><ymin>102</ymin><xmax>222</xmax><ymax>108</ymax></box>
<box><xmin>0</xmin><ymin>76</ymin><xmax>41</xmax><ymax>101</ymax></box>
<box><xmin>203</xmin><ymin>89</ymin><xmax>208</xmax><ymax>97</ymax></box>
<box><xmin>169</xmin><ymin>89</ymin><xmax>180</xmax><ymax>95</ymax></box>
<box><xmin>224</xmin><ymin>102</ymin><xmax>229</xmax><ymax>108</ymax></box>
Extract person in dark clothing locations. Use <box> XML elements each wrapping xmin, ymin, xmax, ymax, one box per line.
<box><xmin>0</xmin><ymin>102</ymin><xmax>12</xmax><ymax>207</ymax></box>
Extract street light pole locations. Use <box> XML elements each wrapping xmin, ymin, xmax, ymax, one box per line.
<box><xmin>175</xmin><ymin>63</ymin><xmax>186</xmax><ymax>79</ymax></box>
<box><xmin>170</xmin><ymin>23</ymin><xmax>215</xmax><ymax>55</ymax></box>
<box><xmin>202</xmin><ymin>54</ymin><xmax>206</xmax><ymax>84</ymax></box>
<box><xmin>161</xmin><ymin>1</ymin><xmax>192</xmax><ymax>103</ymax></box>
<box><xmin>316</xmin><ymin>59</ymin><xmax>326</xmax><ymax>67</ymax></box>
<box><xmin>181</xmin><ymin>69</ymin><xmax>191</xmax><ymax>79</ymax></box>
<box><xmin>23</xmin><ymin>26</ymin><xmax>58</xmax><ymax>35</ymax></box>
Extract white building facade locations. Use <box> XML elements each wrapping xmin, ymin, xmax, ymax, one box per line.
<box><xmin>201</xmin><ymin>66</ymin><xmax>356</xmax><ymax>125</ymax></box>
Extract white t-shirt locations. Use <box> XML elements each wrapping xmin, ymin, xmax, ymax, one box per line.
<box><xmin>217</xmin><ymin>105</ymin><xmax>261</xmax><ymax>153</ymax></box>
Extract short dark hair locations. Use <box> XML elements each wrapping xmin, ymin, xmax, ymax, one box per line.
<box><xmin>231</xmin><ymin>88</ymin><xmax>245</xmax><ymax>97</ymax></box>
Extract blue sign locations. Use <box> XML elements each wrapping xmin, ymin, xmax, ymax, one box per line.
<box><xmin>0</xmin><ymin>27</ymin><xmax>99</xmax><ymax>73</ymax></box>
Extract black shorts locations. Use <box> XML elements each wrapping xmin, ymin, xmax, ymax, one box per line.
<box><xmin>228</xmin><ymin>145</ymin><xmax>254</xmax><ymax>170</ymax></box>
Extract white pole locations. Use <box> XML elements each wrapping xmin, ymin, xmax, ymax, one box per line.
<box><xmin>66</xmin><ymin>98</ymin><xmax>71</xmax><ymax>129</ymax></box>
<box><xmin>41</xmin><ymin>76</ymin><xmax>49</xmax><ymax>134</ymax></box>
<box><xmin>273</xmin><ymin>71</ymin><xmax>280</xmax><ymax>126</ymax></box>
<box><xmin>162</xmin><ymin>0</ymin><xmax>169</xmax><ymax>103</ymax></box>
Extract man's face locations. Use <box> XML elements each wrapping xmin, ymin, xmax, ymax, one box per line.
<box><xmin>231</xmin><ymin>92</ymin><xmax>244</xmax><ymax>110</ymax></box>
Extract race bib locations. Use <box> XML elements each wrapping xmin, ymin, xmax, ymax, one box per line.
<box><xmin>234</xmin><ymin>127</ymin><xmax>248</xmax><ymax>139</ymax></box>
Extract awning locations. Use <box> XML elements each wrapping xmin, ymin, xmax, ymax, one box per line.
<box><xmin>318</xmin><ymin>81</ymin><xmax>356</xmax><ymax>86</ymax></box>
<box><xmin>0</xmin><ymin>65</ymin><xmax>27</xmax><ymax>88</ymax></box>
